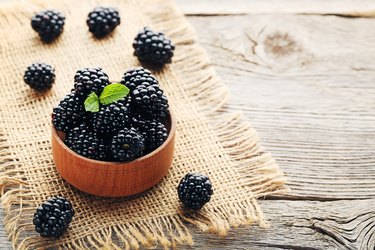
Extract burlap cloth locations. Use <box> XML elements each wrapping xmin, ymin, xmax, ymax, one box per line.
<box><xmin>0</xmin><ymin>0</ymin><xmax>286</xmax><ymax>249</ymax></box>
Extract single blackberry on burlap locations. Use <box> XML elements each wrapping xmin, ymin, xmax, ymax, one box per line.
<box><xmin>177</xmin><ymin>173</ymin><xmax>213</xmax><ymax>210</ymax></box>
<box><xmin>33</xmin><ymin>197</ymin><xmax>74</xmax><ymax>238</ymax></box>
<box><xmin>87</xmin><ymin>7</ymin><xmax>120</xmax><ymax>37</ymax></box>
<box><xmin>133</xmin><ymin>27</ymin><xmax>175</xmax><ymax>65</ymax></box>
<box><xmin>24</xmin><ymin>63</ymin><xmax>55</xmax><ymax>91</ymax></box>
<box><xmin>31</xmin><ymin>10</ymin><xmax>65</xmax><ymax>42</ymax></box>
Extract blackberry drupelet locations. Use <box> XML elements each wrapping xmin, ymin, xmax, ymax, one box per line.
<box><xmin>131</xmin><ymin>82</ymin><xmax>169</xmax><ymax>120</ymax></box>
<box><xmin>33</xmin><ymin>197</ymin><xmax>74</xmax><ymax>238</ymax></box>
<box><xmin>133</xmin><ymin>27</ymin><xmax>175</xmax><ymax>65</ymax></box>
<box><xmin>111</xmin><ymin>128</ymin><xmax>144</xmax><ymax>162</ymax></box>
<box><xmin>120</xmin><ymin>67</ymin><xmax>158</xmax><ymax>91</ymax></box>
<box><xmin>177</xmin><ymin>173</ymin><xmax>213</xmax><ymax>210</ymax></box>
<box><xmin>24</xmin><ymin>63</ymin><xmax>55</xmax><ymax>91</ymax></box>
<box><xmin>132</xmin><ymin>116</ymin><xmax>168</xmax><ymax>153</ymax></box>
<box><xmin>52</xmin><ymin>92</ymin><xmax>85</xmax><ymax>132</ymax></box>
<box><xmin>65</xmin><ymin>124</ymin><xmax>108</xmax><ymax>160</ymax></box>
<box><xmin>31</xmin><ymin>10</ymin><xmax>65</xmax><ymax>42</ymax></box>
<box><xmin>86</xmin><ymin>7</ymin><xmax>120</xmax><ymax>37</ymax></box>
<box><xmin>92</xmin><ymin>97</ymin><xmax>132</xmax><ymax>135</ymax></box>
<box><xmin>73</xmin><ymin>67</ymin><xmax>109</xmax><ymax>97</ymax></box>
<box><xmin>130</xmin><ymin>115</ymin><xmax>146</xmax><ymax>129</ymax></box>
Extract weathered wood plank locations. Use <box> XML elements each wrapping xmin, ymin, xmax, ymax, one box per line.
<box><xmin>187</xmin><ymin>14</ymin><xmax>375</xmax><ymax>200</ymax></box>
<box><xmin>1</xmin><ymin>199</ymin><xmax>374</xmax><ymax>249</ymax></box>
<box><xmin>175</xmin><ymin>0</ymin><xmax>375</xmax><ymax>16</ymax></box>
<box><xmin>187</xmin><ymin>199</ymin><xmax>375</xmax><ymax>250</ymax></box>
<box><xmin>0</xmin><ymin>209</ymin><xmax>11</xmax><ymax>249</ymax></box>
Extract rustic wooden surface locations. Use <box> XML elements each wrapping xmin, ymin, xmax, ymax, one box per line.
<box><xmin>1</xmin><ymin>0</ymin><xmax>375</xmax><ymax>249</ymax></box>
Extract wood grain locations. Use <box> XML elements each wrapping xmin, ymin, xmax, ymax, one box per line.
<box><xmin>187</xmin><ymin>14</ymin><xmax>375</xmax><ymax>201</ymax></box>
<box><xmin>1</xmin><ymin>0</ymin><xmax>375</xmax><ymax>249</ymax></box>
<box><xmin>186</xmin><ymin>199</ymin><xmax>375</xmax><ymax>250</ymax></box>
<box><xmin>176</xmin><ymin>0</ymin><xmax>375</xmax><ymax>16</ymax></box>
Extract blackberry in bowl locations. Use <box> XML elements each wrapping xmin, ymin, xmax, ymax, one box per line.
<box><xmin>51</xmin><ymin>67</ymin><xmax>175</xmax><ymax>197</ymax></box>
<box><xmin>73</xmin><ymin>67</ymin><xmax>110</xmax><ymax>97</ymax></box>
<box><xmin>121</xmin><ymin>67</ymin><xmax>158</xmax><ymax>91</ymax></box>
<box><xmin>51</xmin><ymin>110</ymin><xmax>175</xmax><ymax>197</ymax></box>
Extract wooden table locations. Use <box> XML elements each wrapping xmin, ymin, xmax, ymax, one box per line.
<box><xmin>1</xmin><ymin>0</ymin><xmax>375</xmax><ymax>249</ymax></box>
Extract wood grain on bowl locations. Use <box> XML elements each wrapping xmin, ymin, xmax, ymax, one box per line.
<box><xmin>52</xmin><ymin>112</ymin><xmax>176</xmax><ymax>197</ymax></box>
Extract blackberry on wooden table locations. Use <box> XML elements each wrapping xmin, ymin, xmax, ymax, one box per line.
<box><xmin>133</xmin><ymin>27</ymin><xmax>175</xmax><ymax>65</ymax></box>
<box><xmin>24</xmin><ymin>63</ymin><xmax>55</xmax><ymax>91</ymax></box>
<box><xmin>33</xmin><ymin>197</ymin><xmax>74</xmax><ymax>238</ymax></box>
<box><xmin>31</xmin><ymin>10</ymin><xmax>65</xmax><ymax>42</ymax></box>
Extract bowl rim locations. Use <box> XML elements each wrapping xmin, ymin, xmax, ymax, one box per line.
<box><xmin>52</xmin><ymin>109</ymin><xmax>176</xmax><ymax>166</ymax></box>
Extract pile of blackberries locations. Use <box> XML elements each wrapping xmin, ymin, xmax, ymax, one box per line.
<box><xmin>52</xmin><ymin>67</ymin><xmax>169</xmax><ymax>162</ymax></box>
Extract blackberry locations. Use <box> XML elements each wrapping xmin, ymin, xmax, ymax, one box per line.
<box><xmin>132</xmin><ymin>116</ymin><xmax>168</xmax><ymax>153</ymax></box>
<box><xmin>86</xmin><ymin>7</ymin><xmax>120</xmax><ymax>37</ymax></box>
<box><xmin>52</xmin><ymin>92</ymin><xmax>85</xmax><ymax>132</ymax></box>
<box><xmin>24</xmin><ymin>63</ymin><xmax>55</xmax><ymax>91</ymax></box>
<box><xmin>73</xmin><ymin>67</ymin><xmax>109</xmax><ymax>97</ymax></box>
<box><xmin>92</xmin><ymin>97</ymin><xmax>132</xmax><ymax>135</ymax></box>
<box><xmin>177</xmin><ymin>173</ymin><xmax>213</xmax><ymax>210</ymax></box>
<box><xmin>31</xmin><ymin>10</ymin><xmax>65</xmax><ymax>42</ymax></box>
<box><xmin>133</xmin><ymin>27</ymin><xmax>175</xmax><ymax>65</ymax></box>
<box><xmin>131</xmin><ymin>82</ymin><xmax>169</xmax><ymax>120</ymax></box>
<box><xmin>111</xmin><ymin>128</ymin><xmax>144</xmax><ymax>162</ymax></box>
<box><xmin>65</xmin><ymin>124</ymin><xmax>108</xmax><ymax>160</ymax></box>
<box><xmin>33</xmin><ymin>197</ymin><xmax>74</xmax><ymax>238</ymax></box>
<box><xmin>120</xmin><ymin>67</ymin><xmax>158</xmax><ymax>91</ymax></box>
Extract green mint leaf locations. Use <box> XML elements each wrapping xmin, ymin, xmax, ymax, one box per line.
<box><xmin>99</xmin><ymin>83</ymin><xmax>129</xmax><ymax>105</ymax></box>
<box><xmin>84</xmin><ymin>92</ymin><xmax>100</xmax><ymax>112</ymax></box>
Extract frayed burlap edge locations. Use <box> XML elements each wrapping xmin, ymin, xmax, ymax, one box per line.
<box><xmin>0</xmin><ymin>0</ymin><xmax>287</xmax><ymax>249</ymax></box>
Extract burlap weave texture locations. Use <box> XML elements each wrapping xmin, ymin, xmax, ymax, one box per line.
<box><xmin>0</xmin><ymin>0</ymin><xmax>286</xmax><ymax>249</ymax></box>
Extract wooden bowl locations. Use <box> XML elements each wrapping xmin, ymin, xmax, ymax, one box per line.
<box><xmin>51</xmin><ymin>112</ymin><xmax>176</xmax><ymax>197</ymax></box>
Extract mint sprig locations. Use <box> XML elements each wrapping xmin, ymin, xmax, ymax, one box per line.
<box><xmin>99</xmin><ymin>83</ymin><xmax>129</xmax><ymax>105</ymax></box>
<box><xmin>84</xmin><ymin>92</ymin><xmax>99</xmax><ymax>112</ymax></box>
<box><xmin>84</xmin><ymin>83</ymin><xmax>130</xmax><ymax>112</ymax></box>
